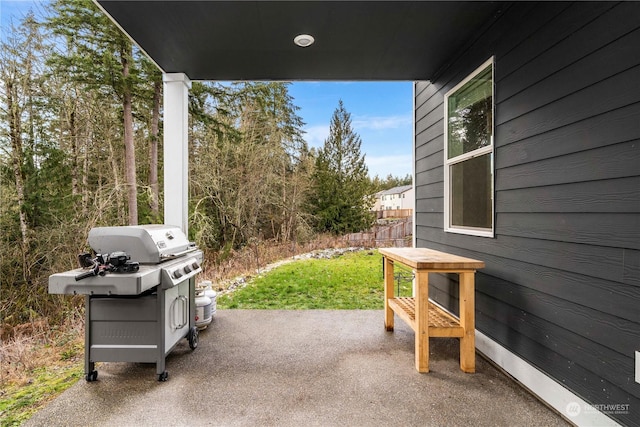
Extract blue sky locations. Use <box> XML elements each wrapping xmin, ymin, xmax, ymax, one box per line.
<box><xmin>289</xmin><ymin>82</ymin><xmax>413</xmax><ymax>179</ymax></box>
<box><xmin>1</xmin><ymin>0</ymin><xmax>414</xmax><ymax>179</ymax></box>
<box><xmin>1</xmin><ymin>0</ymin><xmax>45</xmax><ymax>27</ymax></box>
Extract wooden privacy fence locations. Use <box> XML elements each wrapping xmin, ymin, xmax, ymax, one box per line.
<box><xmin>344</xmin><ymin>218</ymin><xmax>413</xmax><ymax>247</ymax></box>
<box><xmin>376</xmin><ymin>209</ymin><xmax>412</xmax><ymax>219</ymax></box>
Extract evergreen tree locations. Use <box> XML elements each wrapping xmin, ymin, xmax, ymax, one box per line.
<box><xmin>47</xmin><ymin>0</ymin><xmax>141</xmax><ymax>225</ymax></box>
<box><xmin>0</xmin><ymin>11</ymin><xmax>54</xmax><ymax>280</ymax></box>
<box><xmin>309</xmin><ymin>100</ymin><xmax>374</xmax><ymax>234</ymax></box>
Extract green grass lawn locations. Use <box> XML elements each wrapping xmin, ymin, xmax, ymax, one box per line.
<box><xmin>217</xmin><ymin>249</ymin><xmax>413</xmax><ymax>309</ymax></box>
<box><xmin>0</xmin><ymin>363</ymin><xmax>83</xmax><ymax>427</ymax></box>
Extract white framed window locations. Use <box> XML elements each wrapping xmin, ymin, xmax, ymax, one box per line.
<box><xmin>444</xmin><ymin>57</ymin><xmax>494</xmax><ymax>237</ymax></box>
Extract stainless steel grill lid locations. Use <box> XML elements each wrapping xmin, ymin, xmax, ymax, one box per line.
<box><xmin>88</xmin><ymin>224</ymin><xmax>194</xmax><ymax>264</ymax></box>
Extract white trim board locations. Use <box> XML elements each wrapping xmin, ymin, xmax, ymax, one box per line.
<box><xmin>412</xmin><ymin>82</ymin><xmax>417</xmax><ymax>249</ymax></box>
<box><xmin>475</xmin><ymin>330</ymin><xmax>622</xmax><ymax>427</ymax></box>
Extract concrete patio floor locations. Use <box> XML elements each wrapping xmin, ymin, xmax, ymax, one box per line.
<box><xmin>24</xmin><ymin>310</ymin><xmax>570</xmax><ymax>427</ymax></box>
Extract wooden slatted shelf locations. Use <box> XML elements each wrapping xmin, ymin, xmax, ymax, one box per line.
<box><xmin>387</xmin><ymin>297</ymin><xmax>465</xmax><ymax>338</ymax></box>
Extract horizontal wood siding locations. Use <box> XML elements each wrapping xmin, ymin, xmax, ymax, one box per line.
<box><xmin>414</xmin><ymin>2</ymin><xmax>640</xmax><ymax>425</ymax></box>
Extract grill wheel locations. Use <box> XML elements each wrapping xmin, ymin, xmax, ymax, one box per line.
<box><xmin>86</xmin><ymin>370</ymin><xmax>98</xmax><ymax>382</ymax></box>
<box><xmin>188</xmin><ymin>326</ymin><xmax>199</xmax><ymax>350</ymax></box>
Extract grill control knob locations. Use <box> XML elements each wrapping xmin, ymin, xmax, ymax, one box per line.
<box><xmin>191</xmin><ymin>262</ymin><xmax>200</xmax><ymax>270</ymax></box>
<box><xmin>173</xmin><ymin>270</ymin><xmax>183</xmax><ymax>279</ymax></box>
<box><xmin>184</xmin><ymin>265</ymin><xmax>192</xmax><ymax>274</ymax></box>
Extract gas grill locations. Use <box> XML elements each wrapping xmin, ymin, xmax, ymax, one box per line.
<box><xmin>49</xmin><ymin>225</ymin><xmax>203</xmax><ymax>382</ymax></box>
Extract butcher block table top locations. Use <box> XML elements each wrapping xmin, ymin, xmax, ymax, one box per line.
<box><xmin>378</xmin><ymin>247</ymin><xmax>485</xmax><ymax>270</ymax></box>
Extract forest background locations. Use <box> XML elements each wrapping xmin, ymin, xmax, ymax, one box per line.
<box><xmin>0</xmin><ymin>0</ymin><xmax>411</xmax><ymax>332</ymax></box>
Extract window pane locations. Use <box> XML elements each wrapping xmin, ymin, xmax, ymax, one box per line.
<box><xmin>447</xmin><ymin>65</ymin><xmax>492</xmax><ymax>159</ymax></box>
<box><xmin>450</xmin><ymin>153</ymin><xmax>492</xmax><ymax>229</ymax></box>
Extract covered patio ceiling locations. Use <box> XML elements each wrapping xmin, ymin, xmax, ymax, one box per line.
<box><xmin>95</xmin><ymin>1</ymin><xmax>507</xmax><ymax>81</ymax></box>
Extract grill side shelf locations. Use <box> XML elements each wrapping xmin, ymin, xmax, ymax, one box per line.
<box><xmin>48</xmin><ymin>267</ymin><xmax>161</xmax><ymax>295</ymax></box>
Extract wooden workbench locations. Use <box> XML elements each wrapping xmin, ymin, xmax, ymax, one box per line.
<box><xmin>379</xmin><ymin>247</ymin><xmax>485</xmax><ymax>373</ymax></box>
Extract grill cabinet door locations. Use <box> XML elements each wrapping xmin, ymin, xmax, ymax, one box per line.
<box><xmin>164</xmin><ymin>280</ymin><xmax>190</xmax><ymax>352</ymax></box>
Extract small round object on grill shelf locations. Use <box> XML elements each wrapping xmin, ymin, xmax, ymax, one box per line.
<box><xmin>108</xmin><ymin>251</ymin><xmax>130</xmax><ymax>266</ymax></box>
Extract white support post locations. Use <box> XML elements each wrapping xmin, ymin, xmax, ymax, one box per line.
<box><xmin>163</xmin><ymin>73</ymin><xmax>191</xmax><ymax>235</ymax></box>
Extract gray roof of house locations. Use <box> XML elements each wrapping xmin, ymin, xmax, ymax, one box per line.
<box><xmin>378</xmin><ymin>185</ymin><xmax>413</xmax><ymax>196</ymax></box>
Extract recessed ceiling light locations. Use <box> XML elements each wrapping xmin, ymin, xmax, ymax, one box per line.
<box><xmin>294</xmin><ymin>34</ymin><xmax>315</xmax><ymax>48</ymax></box>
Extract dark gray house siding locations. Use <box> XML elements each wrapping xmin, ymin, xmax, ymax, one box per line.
<box><xmin>414</xmin><ymin>2</ymin><xmax>640</xmax><ymax>425</ymax></box>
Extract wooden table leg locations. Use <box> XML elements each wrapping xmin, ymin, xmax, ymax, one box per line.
<box><xmin>415</xmin><ymin>270</ymin><xmax>429</xmax><ymax>372</ymax></box>
<box><xmin>384</xmin><ymin>257</ymin><xmax>395</xmax><ymax>331</ymax></box>
<box><xmin>459</xmin><ymin>271</ymin><xmax>476</xmax><ymax>373</ymax></box>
